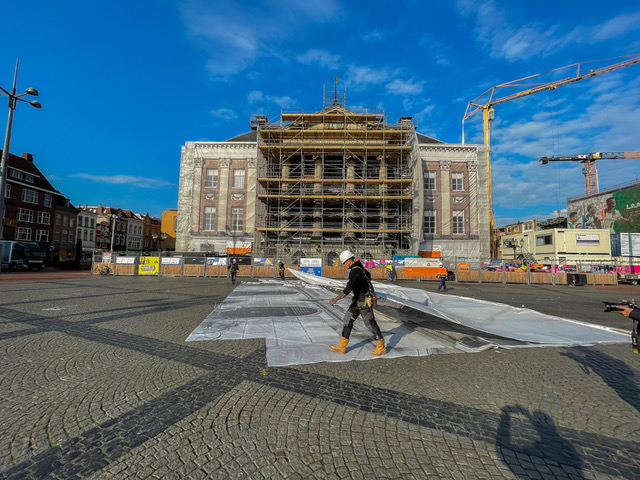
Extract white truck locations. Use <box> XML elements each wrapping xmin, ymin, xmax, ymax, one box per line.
<box><xmin>0</xmin><ymin>241</ymin><xmax>46</xmax><ymax>271</ymax></box>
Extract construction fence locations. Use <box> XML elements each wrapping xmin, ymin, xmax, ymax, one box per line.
<box><xmin>91</xmin><ymin>252</ymin><xmax>621</xmax><ymax>285</ymax></box>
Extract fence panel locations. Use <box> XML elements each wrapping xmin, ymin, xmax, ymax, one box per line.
<box><xmin>530</xmin><ymin>272</ymin><xmax>553</xmax><ymax>284</ymax></box>
<box><xmin>183</xmin><ymin>265</ymin><xmax>205</xmax><ymax>276</ymax></box>
<box><xmin>481</xmin><ymin>271</ymin><xmax>502</xmax><ymax>283</ymax></box>
<box><xmin>205</xmin><ymin>265</ymin><xmax>227</xmax><ymax>277</ymax></box>
<box><xmin>589</xmin><ymin>273</ymin><xmax>617</xmax><ymax>285</ymax></box>
<box><xmin>505</xmin><ymin>271</ymin><xmax>527</xmax><ymax>283</ymax></box>
<box><xmin>160</xmin><ymin>264</ymin><xmax>182</xmax><ymax>276</ymax></box>
<box><xmin>457</xmin><ymin>270</ymin><xmax>479</xmax><ymax>282</ymax></box>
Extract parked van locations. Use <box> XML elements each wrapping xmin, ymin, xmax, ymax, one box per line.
<box><xmin>0</xmin><ymin>241</ymin><xmax>46</xmax><ymax>271</ymax></box>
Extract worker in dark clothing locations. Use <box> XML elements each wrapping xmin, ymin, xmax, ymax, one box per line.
<box><xmin>227</xmin><ymin>258</ymin><xmax>239</xmax><ymax>284</ymax></box>
<box><xmin>328</xmin><ymin>250</ymin><xmax>386</xmax><ymax>356</ymax></box>
<box><xmin>617</xmin><ymin>302</ymin><xmax>639</xmax><ymax>354</ymax></box>
<box><xmin>278</xmin><ymin>261</ymin><xmax>286</xmax><ymax>280</ymax></box>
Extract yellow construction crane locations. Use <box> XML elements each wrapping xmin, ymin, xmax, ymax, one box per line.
<box><xmin>462</xmin><ymin>54</ymin><xmax>640</xmax><ymax>257</ymax></box>
<box><xmin>540</xmin><ymin>151</ymin><xmax>640</xmax><ymax>195</ymax></box>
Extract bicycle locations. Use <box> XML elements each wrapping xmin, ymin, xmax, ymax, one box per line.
<box><xmin>92</xmin><ymin>264</ymin><xmax>112</xmax><ymax>275</ymax></box>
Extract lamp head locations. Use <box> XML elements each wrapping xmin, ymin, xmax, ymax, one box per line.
<box><xmin>30</xmin><ymin>100</ymin><xmax>42</xmax><ymax>109</ymax></box>
<box><xmin>25</xmin><ymin>87</ymin><xmax>39</xmax><ymax>97</ymax></box>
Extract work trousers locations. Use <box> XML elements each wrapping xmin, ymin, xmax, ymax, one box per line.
<box><xmin>341</xmin><ymin>305</ymin><xmax>383</xmax><ymax>340</ymax></box>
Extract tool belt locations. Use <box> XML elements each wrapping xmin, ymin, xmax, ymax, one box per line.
<box><xmin>363</xmin><ymin>294</ymin><xmax>378</xmax><ymax>309</ymax></box>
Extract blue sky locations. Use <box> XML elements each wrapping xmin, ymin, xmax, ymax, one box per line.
<box><xmin>2</xmin><ymin>0</ymin><xmax>639</xmax><ymax>226</ymax></box>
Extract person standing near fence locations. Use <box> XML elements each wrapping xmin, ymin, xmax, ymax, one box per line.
<box><xmin>278</xmin><ymin>261</ymin><xmax>286</xmax><ymax>280</ymax></box>
<box><xmin>227</xmin><ymin>258</ymin><xmax>239</xmax><ymax>284</ymax></box>
<box><xmin>437</xmin><ymin>265</ymin><xmax>448</xmax><ymax>292</ymax></box>
<box><xmin>328</xmin><ymin>250</ymin><xmax>386</xmax><ymax>356</ymax></box>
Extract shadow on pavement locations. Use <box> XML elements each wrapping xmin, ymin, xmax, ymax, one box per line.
<box><xmin>496</xmin><ymin>405</ymin><xmax>582</xmax><ymax>478</ymax></box>
<box><xmin>561</xmin><ymin>346</ymin><xmax>640</xmax><ymax>414</ymax></box>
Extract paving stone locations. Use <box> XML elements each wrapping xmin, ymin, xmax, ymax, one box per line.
<box><xmin>0</xmin><ymin>277</ymin><xmax>638</xmax><ymax>479</ymax></box>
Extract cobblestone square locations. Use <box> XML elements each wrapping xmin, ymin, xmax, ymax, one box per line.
<box><xmin>0</xmin><ymin>273</ymin><xmax>638</xmax><ymax>479</ymax></box>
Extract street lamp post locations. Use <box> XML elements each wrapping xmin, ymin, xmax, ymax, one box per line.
<box><xmin>0</xmin><ymin>59</ymin><xmax>41</xmax><ymax>240</ymax></box>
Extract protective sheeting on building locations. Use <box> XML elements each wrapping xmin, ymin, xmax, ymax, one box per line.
<box><xmin>186</xmin><ymin>271</ymin><xmax>627</xmax><ymax>367</ymax></box>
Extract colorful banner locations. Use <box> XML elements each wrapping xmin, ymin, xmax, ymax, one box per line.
<box><xmin>567</xmin><ymin>182</ymin><xmax>640</xmax><ymax>232</ymax></box>
<box><xmin>300</xmin><ymin>258</ymin><xmax>322</xmax><ymax>276</ymax></box>
<box><xmin>138</xmin><ymin>256</ymin><xmax>159</xmax><ymax>275</ymax></box>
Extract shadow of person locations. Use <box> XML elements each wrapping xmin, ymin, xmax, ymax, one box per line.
<box><xmin>561</xmin><ymin>346</ymin><xmax>640</xmax><ymax>414</ymax></box>
<box><xmin>496</xmin><ymin>405</ymin><xmax>582</xmax><ymax>479</ymax></box>
<box><xmin>344</xmin><ymin>322</ymin><xmax>417</xmax><ymax>354</ymax></box>
<box><xmin>383</xmin><ymin>323</ymin><xmax>417</xmax><ymax>353</ymax></box>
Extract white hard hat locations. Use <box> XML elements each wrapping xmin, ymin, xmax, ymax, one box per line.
<box><xmin>339</xmin><ymin>250</ymin><xmax>355</xmax><ymax>265</ymax></box>
<box><xmin>232</xmin><ymin>259</ymin><xmax>236</xmax><ymax>263</ymax></box>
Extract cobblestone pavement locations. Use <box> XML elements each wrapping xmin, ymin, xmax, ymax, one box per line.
<box><xmin>0</xmin><ymin>274</ymin><xmax>639</xmax><ymax>479</ymax></box>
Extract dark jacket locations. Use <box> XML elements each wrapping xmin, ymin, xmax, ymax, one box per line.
<box><xmin>343</xmin><ymin>260</ymin><xmax>372</xmax><ymax>308</ymax></box>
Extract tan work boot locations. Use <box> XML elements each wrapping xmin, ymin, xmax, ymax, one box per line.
<box><xmin>370</xmin><ymin>338</ymin><xmax>386</xmax><ymax>356</ymax></box>
<box><xmin>329</xmin><ymin>336</ymin><xmax>349</xmax><ymax>354</ymax></box>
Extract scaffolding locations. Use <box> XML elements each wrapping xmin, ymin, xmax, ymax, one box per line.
<box><xmin>253</xmin><ymin>103</ymin><xmax>417</xmax><ymax>263</ymax></box>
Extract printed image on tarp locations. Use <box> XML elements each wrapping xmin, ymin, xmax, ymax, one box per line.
<box><xmin>567</xmin><ymin>182</ymin><xmax>640</xmax><ymax>233</ymax></box>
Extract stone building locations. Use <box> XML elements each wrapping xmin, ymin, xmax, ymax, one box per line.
<box><xmin>177</xmin><ymin>101</ymin><xmax>489</xmax><ymax>264</ymax></box>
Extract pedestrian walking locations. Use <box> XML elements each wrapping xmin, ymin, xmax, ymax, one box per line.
<box><xmin>227</xmin><ymin>258</ymin><xmax>239</xmax><ymax>284</ymax></box>
<box><xmin>437</xmin><ymin>265</ymin><xmax>448</xmax><ymax>292</ymax></box>
<box><xmin>328</xmin><ymin>250</ymin><xmax>386</xmax><ymax>356</ymax></box>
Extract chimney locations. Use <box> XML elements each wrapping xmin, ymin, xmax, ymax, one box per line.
<box><xmin>21</xmin><ymin>152</ymin><xmax>34</xmax><ymax>162</ymax></box>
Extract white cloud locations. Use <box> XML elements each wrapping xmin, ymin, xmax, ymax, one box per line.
<box><xmin>179</xmin><ymin>0</ymin><xmax>341</xmax><ymax>78</ymax></box>
<box><xmin>592</xmin><ymin>11</ymin><xmax>640</xmax><ymax>41</ymax></box>
<box><xmin>247</xmin><ymin>90</ymin><xmax>265</xmax><ymax>103</ymax></box>
<box><xmin>71</xmin><ymin>174</ymin><xmax>173</xmax><ymax>189</ymax></box>
<box><xmin>457</xmin><ymin>1</ymin><xmax>573</xmax><ymax>61</ymax></box>
<box><xmin>247</xmin><ymin>90</ymin><xmax>296</xmax><ymax>107</ymax></box>
<box><xmin>295</xmin><ymin>49</ymin><xmax>341</xmax><ymax>69</ymax></box>
<box><xmin>210</xmin><ymin>108</ymin><xmax>238</xmax><ymax>120</ymax></box>
<box><xmin>345</xmin><ymin>65</ymin><xmax>396</xmax><ymax>88</ymax></box>
<box><xmin>385</xmin><ymin>78</ymin><xmax>425</xmax><ymax>96</ymax></box>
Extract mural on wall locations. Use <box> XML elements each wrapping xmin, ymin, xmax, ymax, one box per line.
<box><xmin>567</xmin><ymin>183</ymin><xmax>640</xmax><ymax>233</ymax></box>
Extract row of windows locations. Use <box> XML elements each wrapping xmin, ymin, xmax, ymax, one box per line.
<box><xmin>203</xmin><ymin>206</ymin><xmax>244</xmax><ymax>232</ymax></box>
<box><xmin>423</xmin><ymin>171</ymin><xmax>465</xmax><ymax>191</ymax></box>
<box><xmin>56</xmin><ymin>214</ymin><xmax>75</xmax><ymax>227</ymax></box>
<box><xmin>423</xmin><ymin>210</ymin><xmax>466</xmax><ymax>235</ymax></box>
<box><xmin>16</xmin><ymin>227</ymin><xmax>50</xmax><ymax>242</ymax></box>
<box><xmin>9</xmin><ymin>168</ymin><xmax>35</xmax><ymax>183</ymax></box>
<box><xmin>81</xmin><ymin>229</ymin><xmax>95</xmax><ymax>242</ymax></box>
<box><xmin>17</xmin><ymin>209</ymin><xmax>52</xmax><ymax>225</ymax></box>
<box><xmin>205</xmin><ymin>168</ymin><xmax>465</xmax><ymax>192</ymax></box>
<box><xmin>127</xmin><ymin>238</ymin><xmax>142</xmax><ymax>250</ymax></box>
<box><xmin>4</xmin><ymin>184</ymin><xmax>54</xmax><ymax>206</ymax></box>
<box><xmin>205</xmin><ymin>169</ymin><xmax>245</xmax><ymax>189</ymax></box>
<box><xmin>78</xmin><ymin>216</ymin><xmax>96</xmax><ymax>228</ymax></box>
<box><xmin>127</xmin><ymin>224</ymin><xmax>143</xmax><ymax>235</ymax></box>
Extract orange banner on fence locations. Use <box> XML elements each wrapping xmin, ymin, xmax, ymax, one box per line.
<box><xmin>227</xmin><ymin>247</ymin><xmax>252</xmax><ymax>255</ymax></box>
<box><xmin>405</xmin><ymin>267</ymin><xmax>441</xmax><ymax>277</ymax></box>
<box><xmin>418</xmin><ymin>250</ymin><xmax>442</xmax><ymax>258</ymax></box>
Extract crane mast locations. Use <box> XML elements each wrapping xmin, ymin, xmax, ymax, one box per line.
<box><xmin>461</xmin><ymin>54</ymin><xmax>640</xmax><ymax>258</ymax></box>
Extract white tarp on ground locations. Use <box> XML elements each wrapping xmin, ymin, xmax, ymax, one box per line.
<box><xmin>290</xmin><ymin>269</ymin><xmax>627</xmax><ymax>346</ymax></box>
<box><xmin>186</xmin><ymin>272</ymin><xmax>628</xmax><ymax>367</ymax></box>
